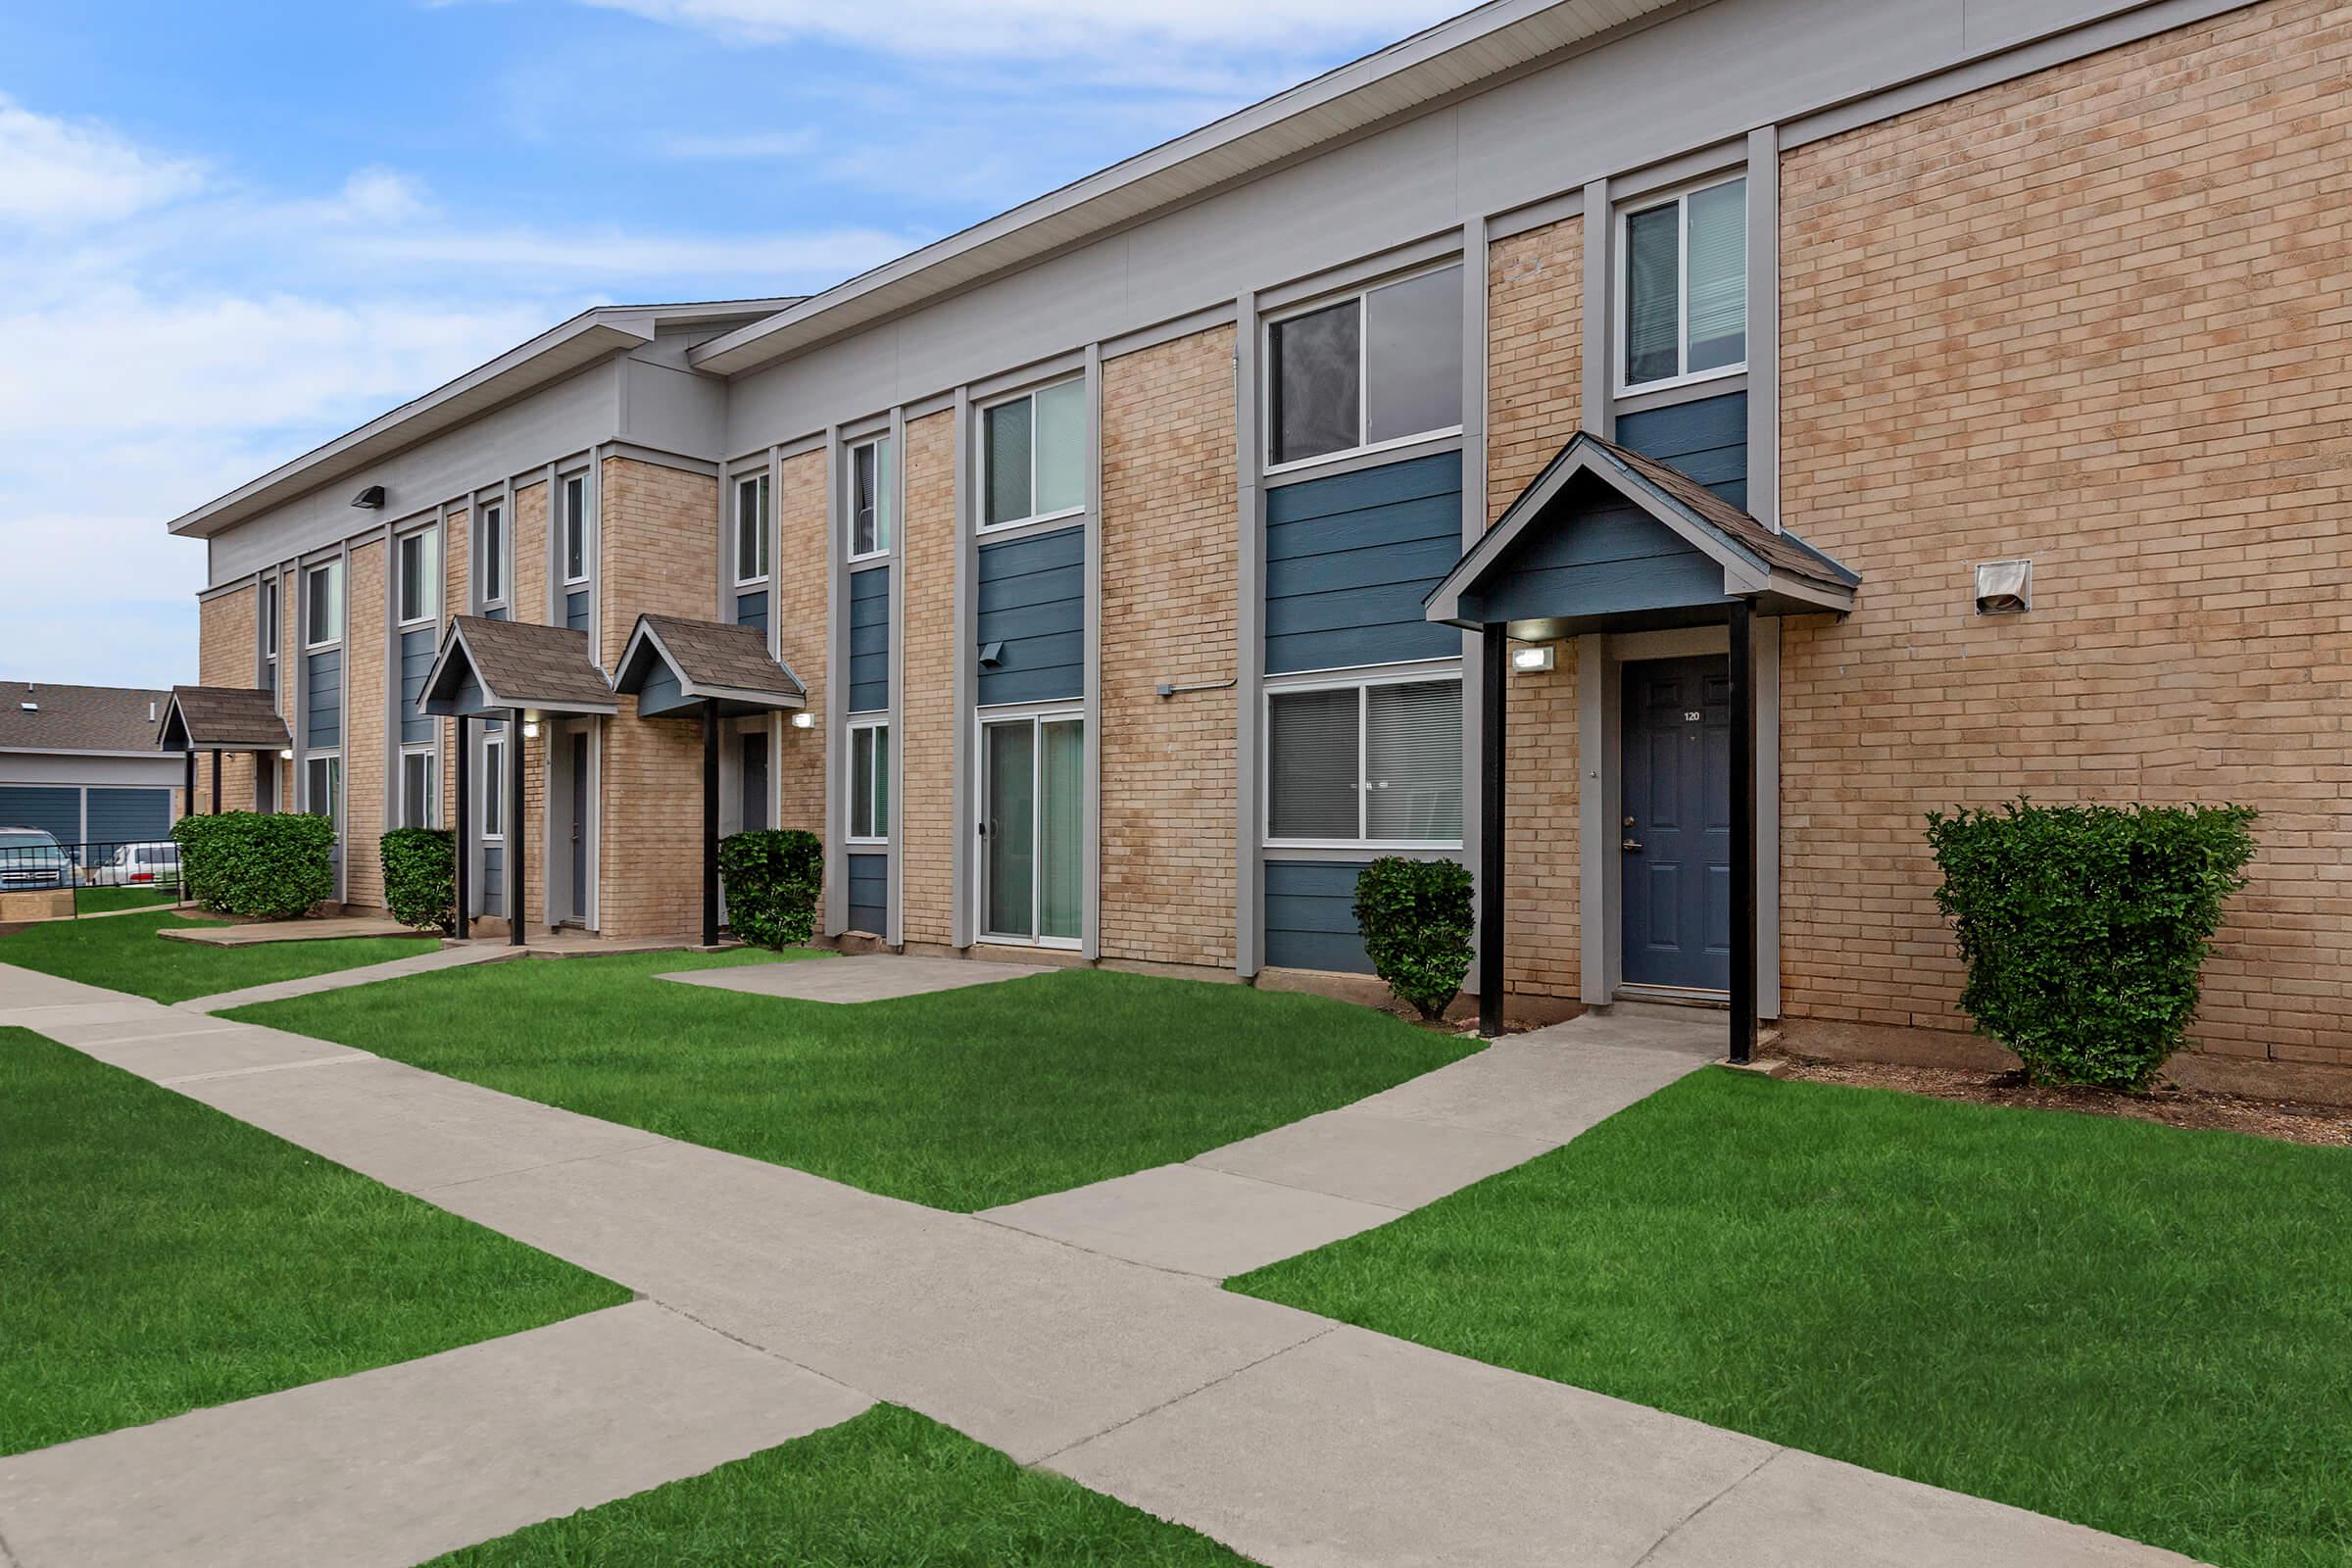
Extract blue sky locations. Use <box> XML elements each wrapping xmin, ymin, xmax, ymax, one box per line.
<box><xmin>0</xmin><ymin>0</ymin><xmax>1457</xmax><ymax>689</ymax></box>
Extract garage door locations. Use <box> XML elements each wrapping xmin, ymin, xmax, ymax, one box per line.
<box><xmin>87</xmin><ymin>787</ymin><xmax>173</xmax><ymax>849</ymax></box>
<box><xmin>0</xmin><ymin>785</ymin><xmax>80</xmax><ymax>849</ymax></box>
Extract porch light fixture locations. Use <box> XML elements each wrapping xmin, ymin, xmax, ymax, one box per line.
<box><xmin>278</xmin><ymin>748</ymin><xmax>293</xmax><ymax>760</ymax></box>
<box><xmin>350</xmin><ymin>484</ymin><xmax>386</xmax><ymax>510</ymax></box>
<box><xmin>791</xmin><ymin>712</ymin><xmax>815</xmax><ymax>729</ymax></box>
<box><xmin>1510</xmin><ymin>643</ymin><xmax>1556</xmax><ymax>673</ymax></box>
<box><xmin>522</xmin><ymin>721</ymin><xmax>540</xmax><ymax>739</ymax></box>
<box><xmin>1974</xmin><ymin>559</ymin><xmax>2032</xmax><ymax>615</ymax></box>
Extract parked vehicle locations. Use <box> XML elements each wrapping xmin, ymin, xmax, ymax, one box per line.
<box><xmin>94</xmin><ymin>841</ymin><xmax>181</xmax><ymax>889</ymax></box>
<box><xmin>0</xmin><ymin>827</ymin><xmax>73</xmax><ymax>891</ymax></box>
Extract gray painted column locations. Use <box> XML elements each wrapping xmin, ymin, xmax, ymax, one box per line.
<box><xmin>1458</xmin><ymin>220</ymin><xmax>1491</xmax><ymax>1000</ymax></box>
<box><xmin>1081</xmin><ymin>343</ymin><xmax>1103</xmax><ymax>960</ymax></box>
<box><xmin>380</xmin><ymin>522</ymin><xmax>398</xmax><ymax>842</ymax></box>
<box><xmin>886</xmin><ymin>409</ymin><xmax>907</xmax><ymax>949</ymax></box>
<box><xmin>1756</xmin><ymin>614</ymin><xmax>1783</xmax><ymax>1020</ymax></box>
<box><xmin>1231</xmin><ymin>290</ymin><xmax>1263</xmax><ymax>978</ymax></box>
<box><xmin>1745</xmin><ymin>123</ymin><xmax>1781</xmax><ymax>531</ymax></box>
<box><xmin>1575</xmin><ymin>631</ymin><xmax>1611</xmax><ymax>1005</ymax></box>
<box><xmin>821</xmin><ymin>425</ymin><xmax>847</xmax><ymax>937</ymax></box>
<box><xmin>1581</xmin><ymin>179</ymin><xmax>1613</xmax><ymax>440</ymax></box>
<box><xmin>950</xmin><ymin>387</ymin><xmax>976</xmax><ymax>950</ymax></box>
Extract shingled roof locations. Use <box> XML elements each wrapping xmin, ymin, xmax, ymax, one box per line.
<box><xmin>612</xmin><ymin>614</ymin><xmax>808</xmax><ymax>717</ymax></box>
<box><xmin>0</xmin><ymin>682</ymin><xmax>172</xmax><ymax>754</ymax></box>
<box><xmin>1585</xmin><ymin>435</ymin><xmax>1857</xmax><ymax>591</ymax></box>
<box><xmin>156</xmin><ymin>686</ymin><xmax>291</xmax><ymax>751</ymax></box>
<box><xmin>418</xmin><ymin>615</ymin><xmax>618</xmax><ymax>717</ymax></box>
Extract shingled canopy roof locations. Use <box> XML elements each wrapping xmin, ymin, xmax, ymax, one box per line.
<box><xmin>156</xmin><ymin>686</ymin><xmax>291</xmax><ymax>752</ymax></box>
<box><xmin>612</xmin><ymin>613</ymin><xmax>808</xmax><ymax>718</ymax></box>
<box><xmin>1424</xmin><ymin>429</ymin><xmax>1858</xmax><ymax>639</ymax></box>
<box><xmin>418</xmin><ymin>615</ymin><xmax>618</xmax><ymax>718</ymax></box>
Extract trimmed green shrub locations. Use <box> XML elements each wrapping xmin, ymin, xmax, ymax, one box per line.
<box><xmin>717</xmin><ymin>829</ymin><xmax>823</xmax><ymax>950</ymax></box>
<box><xmin>381</xmin><ymin>827</ymin><xmax>457</xmax><ymax>934</ymax></box>
<box><xmin>1926</xmin><ymin>799</ymin><xmax>2257</xmax><ymax>1090</ymax></box>
<box><xmin>1353</xmin><ymin>857</ymin><xmax>1476</xmax><ymax>1022</ymax></box>
<box><xmin>172</xmin><ymin>811</ymin><xmax>336</xmax><ymax>922</ymax></box>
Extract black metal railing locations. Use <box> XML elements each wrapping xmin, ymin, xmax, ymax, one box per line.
<box><xmin>0</xmin><ymin>838</ymin><xmax>187</xmax><ymax>917</ymax></box>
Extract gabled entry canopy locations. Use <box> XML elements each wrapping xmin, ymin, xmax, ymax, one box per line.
<box><xmin>155</xmin><ymin>685</ymin><xmax>289</xmax><ymax>752</ymax></box>
<box><xmin>1425</xmin><ymin>431</ymin><xmax>1858</xmax><ymax>640</ymax></box>
<box><xmin>419</xmin><ymin>615</ymin><xmax>617</xmax><ymax>719</ymax></box>
<box><xmin>611</xmin><ymin>613</ymin><xmax>807</xmax><ymax>718</ymax></box>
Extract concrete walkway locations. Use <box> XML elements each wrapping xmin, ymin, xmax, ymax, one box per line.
<box><xmin>0</xmin><ymin>961</ymin><xmax>2199</xmax><ymax>1568</ymax></box>
<box><xmin>660</xmin><ymin>952</ymin><xmax>1054</xmax><ymax>1003</ymax></box>
<box><xmin>159</xmin><ymin>915</ymin><xmax>422</xmax><ymax>946</ymax></box>
<box><xmin>173</xmin><ymin>942</ymin><xmax>517</xmax><ymax>1013</ymax></box>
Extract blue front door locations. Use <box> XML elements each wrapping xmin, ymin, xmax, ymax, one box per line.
<box><xmin>1620</xmin><ymin>656</ymin><xmax>1732</xmax><ymax>991</ymax></box>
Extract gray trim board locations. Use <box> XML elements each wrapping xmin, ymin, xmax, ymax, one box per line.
<box><xmin>887</xmin><ymin>403</ymin><xmax>907</xmax><ymax>948</ymax></box>
<box><xmin>1457</xmin><ymin>220</ymin><xmax>1490</xmax><ymax>999</ymax></box>
<box><xmin>950</xmin><ymin>386</ymin><xmax>975</xmax><ymax>950</ymax></box>
<box><xmin>1081</xmin><ymin>342</ymin><xmax>1103</xmax><ymax>961</ymax></box>
<box><xmin>821</xmin><ymin>425</ymin><xmax>847</xmax><ymax>937</ymax></box>
<box><xmin>1581</xmin><ymin>180</ymin><xmax>1612</xmax><ymax>440</ymax></box>
<box><xmin>1745</xmin><ymin>124</ymin><xmax>1781</xmax><ymax>531</ymax></box>
<box><xmin>1232</xmin><ymin>289</ymin><xmax>1263</xmax><ymax>978</ymax></box>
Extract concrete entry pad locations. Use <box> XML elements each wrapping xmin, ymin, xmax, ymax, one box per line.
<box><xmin>158</xmin><ymin>915</ymin><xmax>425</xmax><ymax>946</ymax></box>
<box><xmin>1193</xmin><ymin>1106</ymin><xmax>1555</xmax><ymax>1212</ymax></box>
<box><xmin>0</xmin><ymin>1302</ymin><xmax>873</xmax><ymax>1568</ymax></box>
<box><xmin>661</xmin><ymin>953</ymin><xmax>1054</xmax><ymax>1004</ymax></box>
<box><xmin>981</xmin><ymin>1163</ymin><xmax>1402</xmax><ymax>1280</ymax></box>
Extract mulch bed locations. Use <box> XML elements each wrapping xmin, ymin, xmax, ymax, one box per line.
<box><xmin>1770</xmin><ymin>1056</ymin><xmax>2352</xmax><ymax>1149</ymax></box>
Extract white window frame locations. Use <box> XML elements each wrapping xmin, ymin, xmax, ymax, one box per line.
<box><xmin>733</xmin><ymin>472</ymin><xmax>770</xmax><ymax>587</ymax></box>
<box><xmin>476</xmin><ymin>500</ymin><xmax>508</xmax><ymax>610</ymax></box>
<box><xmin>1613</xmin><ymin>170</ymin><xmax>1749</xmax><ymax>398</ymax></box>
<box><xmin>847</xmin><ymin>435</ymin><xmax>893</xmax><ymax>563</ymax></box>
<box><xmin>260</xmin><ymin>578</ymin><xmax>279</xmax><ymax>691</ymax></box>
<box><xmin>303</xmin><ymin>561</ymin><xmax>343</xmax><ymax>652</ymax></box>
<box><xmin>481</xmin><ymin>732</ymin><xmax>507</xmax><ymax>842</ymax></box>
<box><xmin>561</xmin><ymin>472</ymin><xmax>591</xmax><ymax>588</ymax></box>
<box><xmin>398</xmin><ymin>744</ymin><xmax>439</xmax><ymax>829</ymax></box>
<box><xmin>972</xmin><ymin>699</ymin><xmax>1085</xmax><ymax>950</ymax></box>
<box><xmin>304</xmin><ymin>750</ymin><xmax>342</xmax><ymax>821</ymax></box>
<box><xmin>396</xmin><ymin>525</ymin><xmax>439</xmax><ymax>629</ymax></box>
<box><xmin>976</xmin><ymin>377</ymin><xmax>1086</xmax><ymax>535</ymax></box>
<box><xmin>1261</xmin><ymin>260</ymin><xmax>1467</xmax><ymax>478</ymax></box>
<box><xmin>1261</xmin><ymin>660</ymin><xmax>1465</xmax><ymax>852</ymax></box>
<box><xmin>846</xmin><ymin>716</ymin><xmax>890</xmax><ymax>845</ymax></box>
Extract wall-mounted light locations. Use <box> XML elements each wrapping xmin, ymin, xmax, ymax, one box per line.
<box><xmin>1510</xmin><ymin>643</ymin><xmax>1556</xmax><ymax>673</ymax></box>
<box><xmin>278</xmin><ymin>748</ymin><xmax>293</xmax><ymax>760</ymax></box>
<box><xmin>350</xmin><ymin>484</ymin><xmax>386</xmax><ymax>510</ymax></box>
<box><xmin>1975</xmin><ymin>559</ymin><xmax>2032</xmax><ymax>615</ymax></box>
<box><xmin>790</xmin><ymin>711</ymin><xmax>815</xmax><ymax>730</ymax></box>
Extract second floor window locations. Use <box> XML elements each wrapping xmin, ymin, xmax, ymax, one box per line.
<box><xmin>1621</xmin><ymin>173</ymin><xmax>1746</xmax><ymax>391</ymax></box>
<box><xmin>735</xmin><ymin>472</ymin><xmax>770</xmax><ymax>583</ymax></box>
<box><xmin>982</xmin><ymin>379</ymin><xmax>1084</xmax><ymax>530</ymax></box>
<box><xmin>304</xmin><ymin>561</ymin><xmax>342</xmax><ymax>649</ymax></box>
<box><xmin>1268</xmin><ymin>264</ymin><xmax>1463</xmax><ymax>468</ymax></box>
<box><xmin>850</xmin><ymin>436</ymin><xmax>893</xmax><ymax>560</ymax></box>
<box><xmin>563</xmin><ymin>474</ymin><xmax>589</xmax><ymax>584</ymax></box>
<box><xmin>477</xmin><ymin>502</ymin><xmax>507</xmax><ymax>607</ymax></box>
<box><xmin>397</xmin><ymin>527</ymin><xmax>439</xmax><ymax>625</ymax></box>
<box><xmin>260</xmin><ymin>579</ymin><xmax>278</xmax><ymax>690</ymax></box>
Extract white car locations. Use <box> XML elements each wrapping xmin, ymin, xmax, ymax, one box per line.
<box><xmin>93</xmin><ymin>841</ymin><xmax>181</xmax><ymax>889</ymax></box>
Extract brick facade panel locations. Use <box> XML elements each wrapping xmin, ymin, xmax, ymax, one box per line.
<box><xmin>774</xmin><ymin>449</ymin><xmax>828</xmax><ymax>838</ymax></box>
<box><xmin>901</xmin><ymin>411</ymin><xmax>956</xmax><ymax>947</ymax></box>
<box><xmin>194</xmin><ymin>587</ymin><xmax>258</xmax><ymax>813</ymax></box>
<box><xmin>344</xmin><ymin>539</ymin><xmax>386</xmax><ymax>910</ymax></box>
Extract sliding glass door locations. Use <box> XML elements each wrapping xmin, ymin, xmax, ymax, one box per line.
<box><xmin>980</xmin><ymin>710</ymin><xmax>1082</xmax><ymax>946</ymax></box>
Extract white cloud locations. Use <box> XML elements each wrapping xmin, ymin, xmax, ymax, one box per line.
<box><xmin>658</xmin><ymin>128</ymin><xmax>818</xmax><ymax>160</ymax></box>
<box><xmin>0</xmin><ymin>92</ymin><xmax>207</xmax><ymax>226</ymax></box>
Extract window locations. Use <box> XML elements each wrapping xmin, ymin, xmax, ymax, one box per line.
<box><xmin>733</xmin><ymin>472</ymin><xmax>770</xmax><ymax>584</ymax></box>
<box><xmin>397</xmin><ymin>527</ymin><xmax>439</xmax><ymax>626</ymax></box>
<box><xmin>1268</xmin><ymin>264</ymin><xmax>1463</xmax><ymax>468</ymax></box>
<box><xmin>477</xmin><ymin>501</ymin><xmax>507</xmax><ymax>607</ymax></box>
<box><xmin>562</xmin><ymin>474</ymin><xmax>589</xmax><ymax>585</ymax></box>
<box><xmin>981</xmin><ymin>379</ymin><xmax>1084</xmax><ymax>531</ymax></box>
<box><xmin>260</xmin><ymin>579</ymin><xmax>278</xmax><ymax>691</ymax></box>
<box><xmin>305</xmin><ymin>753</ymin><xmax>341</xmax><ymax>822</ymax></box>
<box><xmin>848</xmin><ymin>720</ymin><xmax>890</xmax><ymax>842</ymax></box>
<box><xmin>849</xmin><ymin>436</ymin><xmax>894</xmax><ymax>560</ymax></box>
<box><xmin>482</xmin><ymin>735</ymin><xmax>506</xmax><ymax>838</ymax></box>
<box><xmin>1266</xmin><ymin>673</ymin><xmax>1461</xmax><ymax>846</ymax></box>
<box><xmin>399</xmin><ymin>747</ymin><xmax>438</xmax><ymax>828</ymax></box>
<box><xmin>304</xmin><ymin>561</ymin><xmax>343</xmax><ymax>649</ymax></box>
<box><xmin>740</xmin><ymin>733</ymin><xmax>769</xmax><ymax>833</ymax></box>
<box><xmin>1620</xmin><ymin>173</ymin><xmax>1746</xmax><ymax>391</ymax></box>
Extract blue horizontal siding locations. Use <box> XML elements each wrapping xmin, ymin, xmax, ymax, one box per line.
<box><xmin>481</xmin><ymin>847</ymin><xmax>505</xmax><ymax>915</ymax></box>
<box><xmin>566</xmin><ymin>590</ymin><xmax>592</xmax><ymax>633</ymax></box>
<box><xmin>734</xmin><ymin>589</ymin><xmax>767</xmax><ymax>636</ymax></box>
<box><xmin>847</xmin><ymin>852</ymin><xmax>888</xmax><ymax>937</ymax></box>
<box><xmin>399</xmin><ymin>628</ymin><xmax>435</xmax><ymax>744</ymax></box>
<box><xmin>1614</xmin><ymin>391</ymin><xmax>1747</xmax><ymax>510</ymax></box>
<box><xmin>305</xmin><ymin>648</ymin><xmax>342</xmax><ymax>749</ymax></box>
<box><xmin>85</xmin><ymin>788</ymin><xmax>171</xmax><ymax>849</ymax></box>
<box><xmin>849</xmin><ymin>565</ymin><xmax>890</xmax><ymax>713</ymax></box>
<box><xmin>1458</xmin><ymin>486</ymin><xmax>1726</xmax><ymax>625</ymax></box>
<box><xmin>0</xmin><ymin>786</ymin><xmax>80</xmax><ymax>855</ymax></box>
<box><xmin>1265</xmin><ymin>453</ymin><xmax>1461</xmax><ymax>674</ymax></box>
<box><xmin>977</xmin><ymin>524</ymin><xmax>1082</xmax><ymax>705</ymax></box>
<box><xmin>1263</xmin><ymin>859</ymin><xmax>1375</xmax><ymax>975</ymax></box>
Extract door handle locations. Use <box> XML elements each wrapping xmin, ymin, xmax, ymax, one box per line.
<box><xmin>1622</xmin><ymin>837</ymin><xmax>1642</xmax><ymax>852</ymax></box>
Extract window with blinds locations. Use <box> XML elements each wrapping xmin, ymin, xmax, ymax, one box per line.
<box><xmin>1267</xmin><ymin>676</ymin><xmax>1462</xmax><ymax>846</ymax></box>
<box><xmin>1620</xmin><ymin>173</ymin><xmax>1746</xmax><ymax>392</ymax></box>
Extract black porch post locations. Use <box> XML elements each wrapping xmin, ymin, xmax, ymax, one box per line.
<box><xmin>1479</xmin><ymin>624</ymin><xmax>1507</xmax><ymax>1038</ymax></box>
<box><xmin>508</xmin><ymin>710</ymin><xmax>527</xmax><ymax>947</ymax></box>
<box><xmin>701</xmin><ymin>700</ymin><xmax>719</xmax><ymax>948</ymax></box>
<box><xmin>210</xmin><ymin>748</ymin><xmax>222</xmax><ymax>814</ymax></box>
<box><xmin>182</xmin><ymin>748</ymin><xmax>196</xmax><ymax>815</ymax></box>
<box><xmin>454</xmin><ymin>715</ymin><xmax>471</xmax><ymax>941</ymax></box>
<box><xmin>1728</xmin><ymin>599</ymin><xmax>1758</xmax><ymax>1064</ymax></box>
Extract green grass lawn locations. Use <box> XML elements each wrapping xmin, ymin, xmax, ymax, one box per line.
<box><xmin>0</xmin><ymin>907</ymin><xmax>437</xmax><ymax>1004</ymax></box>
<box><xmin>425</xmin><ymin>1403</ymin><xmax>1249</xmax><ymax>1565</ymax></box>
<box><xmin>230</xmin><ymin>954</ymin><xmax>1476</xmax><ymax>1210</ymax></box>
<box><xmin>1230</xmin><ymin>1068</ymin><xmax>2352</xmax><ymax>1568</ymax></box>
<box><xmin>0</xmin><ymin>1028</ymin><xmax>628</xmax><ymax>1456</ymax></box>
<box><xmin>74</xmin><ymin>886</ymin><xmax>181</xmax><ymax>914</ymax></box>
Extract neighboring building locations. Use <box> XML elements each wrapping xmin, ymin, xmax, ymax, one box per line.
<box><xmin>164</xmin><ymin>0</ymin><xmax>2352</xmax><ymax>1092</ymax></box>
<box><xmin>0</xmin><ymin>682</ymin><xmax>183</xmax><ymax>852</ymax></box>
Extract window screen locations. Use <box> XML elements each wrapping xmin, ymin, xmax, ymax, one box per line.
<box><xmin>1364</xmin><ymin>680</ymin><xmax>1462</xmax><ymax>841</ymax></box>
<box><xmin>1624</xmin><ymin>202</ymin><xmax>1681</xmax><ymax>387</ymax></box>
<box><xmin>1269</xmin><ymin>299</ymin><xmax>1360</xmax><ymax>466</ymax></box>
<box><xmin>984</xmin><ymin>397</ymin><xmax>1033</xmax><ymax>526</ymax></box>
<box><xmin>305</xmin><ymin>563</ymin><xmax>342</xmax><ymax>647</ymax></box>
<box><xmin>736</xmin><ymin>474</ymin><xmax>769</xmax><ymax>581</ymax></box>
<box><xmin>1267</xmin><ymin>686</ymin><xmax>1361</xmax><ymax>841</ymax></box>
<box><xmin>1364</xmin><ymin>267</ymin><xmax>1463</xmax><ymax>446</ymax></box>
<box><xmin>850</xmin><ymin>723</ymin><xmax>890</xmax><ymax>840</ymax></box>
<box><xmin>401</xmin><ymin>751</ymin><xmax>436</xmax><ymax>828</ymax></box>
<box><xmin>564</xmin><ymin>477</ymin><xmax>587</xmax><ymax>582</ymax></box>
<box><xmin>1686</xmin><ymin>178</ymin><xmax>1746</xmax><ymax>372</ymax></box>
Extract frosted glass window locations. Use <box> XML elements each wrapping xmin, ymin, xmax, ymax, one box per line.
<box><xmin>1034</xmin><ymin>380</ymin><xmax>1085</xmax><ymax>516</ymax></box>
<box><xmin>1269</xmin><ymin>299</ymin><xmax>1360</xmax><ymax>466</ymax></box>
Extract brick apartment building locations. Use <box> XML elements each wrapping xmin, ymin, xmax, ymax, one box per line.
<box><xmin>165</xmin><ymin>0</ymin><xmax>2352</xmax><ymax>1093</ymax></box>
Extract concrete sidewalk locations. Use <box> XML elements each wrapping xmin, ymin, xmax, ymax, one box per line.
<box><xmin>174</xmin><ymin>942</ymin><xmax>516</xmax><ymax>1013</ymax></box>
<box><xmin>0</xmin><ymin>961</ymin><xmax>2198</xmax><ymax>1568</ymax></box>
<box><xmin>660</xmin><ymin>952</ymin><xmax>1054</xmax><ymax>1003</ymax></box>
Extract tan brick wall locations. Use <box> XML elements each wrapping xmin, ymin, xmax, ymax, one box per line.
<box><xmin>512</xmin><ymin>479</ymin><xmax>547</xmax><ymax>628</ymax></box>
<box><xmin>1101</xmin><ymin>326</ymin><xmax>1238</xmax><ymax>968</ymax></box>
<box><xmin>1778</xmin><ymin>0</ymin><xmax>2352</xmax><ymax>1066</ymax></box>
<box><xmin>1487</xmin><ymin>216</ymin><xmax>1585</xmax><ymax>999</ymax></box>
<box><xmin>344</xmin><ymin>539</ymin><xmax>387</xmax><ymax>909</ymax></box>
<box><xmin>900</xmin><ymin>411</ymin><xmax>956</xmax><ymax>947</ymax></box>
<box><xmin>597</xmin><ymin>457</ymin><xmax>719</xmax><ymax>938</ymax></box>
<box><xmin>194</xmin><ymin>587</ymin><xmax>258</xmax><ymax>813</ymax></box>
<box><xmin>774</xmin><ymin>450</ymin><xmax>828</xmax><ymax>836</ymax></box>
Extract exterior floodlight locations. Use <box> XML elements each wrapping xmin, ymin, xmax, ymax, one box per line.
<box><xmin>791</xmin><ymin>712</ymin><xmax>815</xmax><ymax>729</ymax></box>
<box><xmin>1975</xmin><ymin>559</ymin><xmax>2032</xmax><ymax>615</ymax></box>
<box><xmin>1510</xmin><ymin>644</ymin><xmax>1556</xmax><ymax>672</ymax></box>
<box><xmin>278</xmin><ymin>749</ymin><xmax>294</xmax><ymax>760</ymax></box>
<box><xmin>350</xmin><ymin>484</ymin><xmax>386</xmax><ymax>510</ymax></box>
